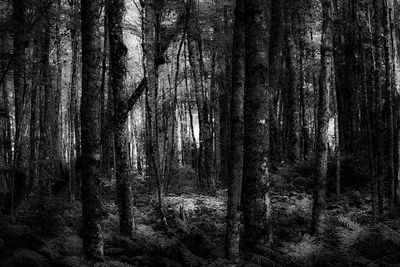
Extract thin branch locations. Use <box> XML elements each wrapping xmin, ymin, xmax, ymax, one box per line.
<box><xmin>126</xmin><ymin>77</ymin><xmax>148</xmax><ymax>113</ymax></box>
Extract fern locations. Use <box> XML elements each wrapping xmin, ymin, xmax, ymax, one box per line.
<box><xmin>250</xmin><ymin>253</ymin><xmax>281</xmax><ymax>267</ymax></box>
<box><xmin>58</xmin><ymin>256</ymin><xmax>85</xmax><ymax>267</ymax></box>
<box><xmin>375</xmin><ymin>223</ymin><xmax>400</xmax><ymax>246</ymax></box>
<box><xmin>334</xmin><ymin>215</ymin><xmax>364</xmax><ymax>250</ymax></box>
<box><xmin>255</xmin><ymin>245</ymin><xmax>290</xmax><ymax>266</ymax></box>
<box><xmin>337</xmin><ymin>215</ymin><xmax>361</xmax><ymax>230</ymax></box>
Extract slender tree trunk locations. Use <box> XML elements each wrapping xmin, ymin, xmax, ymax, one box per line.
<box><xmin>210</xmin><ymin>52</ymin><xmax>218</xmax><ymax>191</ymax></box>
<box><xmin>333</xmin><ymin>84</ymin><xmax>341</xmax><ymax>198</ymax></box>
<box><xmin>312</xmin><ymin>32</ymin><xmax>319</xmax><ymax>156</ymax></box>
<box><xmin>12</xmin><ymin>0</ymin><xmax>27</xmax><ymax>210</ymax></box>
<box><xmin>299</xmin><ymin>33</ymin><xmax>308</xmax><ymax>160</ymax></box>
<box><xmin>371</xmin><ymin>0</ymin><xmax>384</xmax><ymax>219</ymax></box>
<box><xmin>144</xmin><ymin>0</ymin><xmax>164</xmax><ymax>217</ymax></box>
<box><xmin>242</xmin><ymin>0</ymin><xmax>272</xmax><ymax>250</ymax></box>
<box><xmin>0</xmin><ymin>45</ymin><xmax>11</xmax><ymax>192</ymax></box>
<box><xmin>285</xmin><ymin>23</ymin><xmax>301</xmax><ymax>163</ymax></box>
<box><xmin>109</xmin><ymin>0</ymin><xmax>134</xmax><ymax>236</ymax></box>
<box><xmin>100</xmin><ymin>2</ymin><xmax>108</xmax><ymax>176</ymax></box>
<box><xmin>311</xmin><ymin>0</ymin><xmax>333</xmax><ymax>236</ymax></box>
<box><xmin>187</xmin><ymin>0</ymin><xmax>206</xmax><ymax>188</ymax></box>
<box><xmin>382</xmin><ymin>0</ymin><xmax>396</xmax><ymax>216</ymax></box>
<box><xmin>29</xmin><ymin>37</ymin><xmax>40</xmax><ymax>194</ymax></box>
<box><xmin>225</xmin><ymin>0</ymin><xmax>244</xmax><ymax>260</ymax></box>
<box><xmin>269</xmin><ymin>0</ymin><xmax>284</xmax><ymax>163</ymax></box>
<box><xmin>363</xmin><ymin>7</ymin><xmax>378</xmax><ymax>221</ymax></box>
<box><xmin>167</xmin><ymin>31</ymin><xmax>186</xmax><ymax>189</ymax></box>
<box><xmin>81</xmin><ymin>0</ymin><xmax>104</xmax><ymax>260</ymax></box>
<box><xmin>53</xmin><ymin>0</ymin><xmax>63</xmax><ymax>183</ymax></box>
<box><xmin>219</xmin><ymin>7</ymin><xmax>231</xmax><ymax>188</ymax></box>
<box><xmin>69</xmin><ymin>0</ymin><xmax>79</xmax><ymax>201</ymax></box>
<box><xmin>42</xmin><ymin>15</ymin><xmax>55</xmax><ymax>197</ymax></box>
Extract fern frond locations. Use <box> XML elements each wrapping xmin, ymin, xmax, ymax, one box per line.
<box><xmin>250</xmin><ymin>253</ymin><xmax>281</xmax><ymax>267</ymax></box>
<box><xmin>338</xmin><ymin>215</ymin><xmax>361</xmax><ymax>230</ymax></box>
<box><xmin>376</xmin><ymin>223</ymin><xmax>400</xmax><ymax>246</ymax></box>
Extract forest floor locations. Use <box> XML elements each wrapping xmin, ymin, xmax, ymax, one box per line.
<box><xmin>1</xmin><ymin>162</ymin><xmax>400</xmax><ymax>266</ymax></box>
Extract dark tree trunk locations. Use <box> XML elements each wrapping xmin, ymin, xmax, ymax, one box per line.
<box><xmin>53</xmin><ymin>0</ymin><xmax>63</xmax><ymax>183</ymax></box>
<box><xmin>335</xmin><ymin>1</ymin><xmax>358</xmax><ymax>154</ymax></box>
<box><xmin>311</xmin><ymin>0</ymin><xmax>333</xmax><ymax>236</ymax></box>
<box><xmin>28</xmin><ymin>37</ymin><xmax>40</xmax><ymax>193</ymax></box>
<box><xmin>299</xmin><ymin>33</ymin><xmax>308</xmax><ymax>160</ymax></box>
<box><xmin>100</xmin><ymin>2</ymin><xmax>111</xmax><ymax>177</ymax></box>
<box><xmin>370</xmin><ymin>0</ymin><xmax>384</xmax><ymax>220</ymax></box>
<box><xmin>69</xmin><ymin>0</ymin><xmax>80</xmax><ymax>201</ymax></box>
<box><xmin>42</xmin><ymin>14</ymin><xmax>55</xmax><ymax>196</ymax></box>
<box><xmin>284</xmin><ymin>21</ymin><xmax>301</xmax><ymax>163</ymax></box>
<box><xmin>268</xmin><ymin>0</ymin><xmax>284</xmax><ymax>163</ymax></box>
<box><xmin>219</xmin><ymin>7</ymin><xmax>231</xmax><ymax>188</ymax></box>
<box><xmin>187</xmin><ymin>0</ymin><xmax>206</xmax><ymax>188</ymax></box>
<box><xmin>144</xmin><ymin>0</ymin><xmax>164</xmax><ymax>217</ymax></box>
<box><xmin>382</xmin><ymin>0</ymin><xmax>396</xmax><ymax>216</ymax></box>
<box><xmin>81</xmin><ymin>0</ymin><xmax>104</xmax><ymax>260</ymax></box>
<box><xmin>12</xmin><ymin>0</ymin><xmax>27</xmax><ymax>210</ymax></box>
<box><xmin>225</xmin><ymin>0</ymin><xmax>244</xmax><ymax>260</ymax></box>
<box><xmin>242</xmin><ymin>0</ymin><xmax>272</xmax><ymax>250</ymax></box>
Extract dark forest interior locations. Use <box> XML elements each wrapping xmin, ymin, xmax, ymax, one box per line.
<box><xmin>1</xmin><ymin>0</ymin><xmax>400</xmax><ymax>266</ymax></box>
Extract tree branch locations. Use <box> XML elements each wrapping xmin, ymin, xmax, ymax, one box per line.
<box><xmin>126</xmin><ymin>77</ymin><xmax>147</xmax><ymax>113</ymax></box>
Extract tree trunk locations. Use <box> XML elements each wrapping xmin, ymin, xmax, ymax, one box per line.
<box><xmin>187</xmin><ymin>0</ymin><xmax>207</xmax><ymax>188</ymax></box>
<box><xmin>109</xmin><ymin>0</ymin><xmax>134</xmax><ymax>236</ymax></box>
<box><xmin>219</xmin><ymin>7</ymin><xmax>231</xmax><ymax>188</ymax></box>
<box><xmin>144</xmin><ymin>0</ymin><xmax>164</xmax><ymax>217</ymax></box>
<box><xmin>100</xmin><ymin>2</ymin><xmax>112</xmax><ymax>178</ymax></box>
<box><xmin>284</xmin><ymin>22</ymin><xmax>301</xmax><ymax>163</ymax></box>
<box><xmin>12</xmin><ymin>0</ymin><xmax>27</xmax><ymax>210</ymax></box>
<box><xmin>225</xmin><ymin>0</ymin><xmax>244</xmax><ymax>260</ymax></box>
<box><xmin>333</xmin><ymin>84</ymin><xmax>341</xmax><ymax>198</ymax></box>
<box><xmin>299</xmin><ymin>33</ymin><xmax>308</xmax><ymax>160</ymax></box>
<box><xmin>371</xmin><ymin>0</ymin><xmax>384</xmax><ymax>219</ymax></box>
<box><xmin>268</xmin><ymin>0</ymin><xmax>284</xmax><ymax>163</ymax></box>
<box><xmin>311</xmin><ymin>0</ymin><xmax>333</xmax><ymax>236</ymax></box>
<box><xmin>69</xmin><ymin>0</ymin><xmax>79</xmax><ymax>201</ymax></box>
<box><xmin>242</xmin><ymin>0</ymin><xmax>272</xmax><ymax>250</ymax></box>
<box><xmin>53</xmin><ymin>0</ymin><xmax>63</xmax><ymax>183</ymax></box>
<box><xmin>42</xmin><ymin>14</ymin><xmax>55</xmax><ymax>197</ymax></box>
<box><xmin>28</xmin><ymin>37</ymin><xmax>40</xmax><ymax>193</ymax></box>
<box><xmin>382</xmin><ymin>0</ymin><xmax>396</xmax><ymax>216</ymax></box>
<box><xmin>81</xmin><ymin>0</ymin><xmax>104</xmax><ymax>260</ymax></box>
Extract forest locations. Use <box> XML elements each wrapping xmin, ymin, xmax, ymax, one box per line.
<box><xmin>1</xmin><ymin>0</ymin><xmax>400</xmax><ymax>266</ymax></box>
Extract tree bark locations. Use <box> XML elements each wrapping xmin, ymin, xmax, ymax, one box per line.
<box><xmin>12</xmin><ymin>0</ymin><xmax>27</xmax><ymax>210</ymax></box>
<box><xmin>69</xmin><ymin>0</ymin><xmax>80</xmax><ymax>201</ymax></box>
<box><xmin>299</xmin><ymin>33</ymin><xmax>308</xmax><ymax>160</ymax></box>
<box><xmin>28</xmin><ymin>36</ymin><xmax>40</xmax><ymax>193</ymax></box>
<box><xmin>144</xmin><ymin>0</ymin><xmax>164</xmax><ymax>217</ymax></box>
<box><xmin>268</xmin><ymin>0</ymin><xmax>284</xmax><ymax>163</ymax></box>
<box><xmin>81</xmin><ymin>0</ymin><xmax>104</xmax><ymax>260</ymax></box>
<box><xmin>242</xmin><ymin>0</ymin><xmax>272</xmax><ymax>250</ymax></box>
<box><xmin>219</xmin><ymin>6</ymin><xmax>231</xmax><ymax>188</ymax></box>
<box><xmin>382</xmin><ymin>0</ymin><xmax>396</xmax><ymax>216</ymax></box>
<box><xmin>41</xmin><ymin>12</ymin><xmax>55</xmax><ymax>197</ymax></box>
<box><xmin>311</xmin><ymin>0</ymin><xmax>333</xmax><ymax>236</ymax></box>
<box><xmin>284</xmin><ymin>17</ymin><xmax>301</xmax><ymax>163</ymax></box>
<box><xmin>225</xmin><ymin>0</ymin><xmax>244</xmax><ymax>260</ymax></box>
<box><xmin>109</xmin><ymin>0</ymin><xmax>134</xmax><ymax>236</ymax></box>
<box><xmin>187</xmin><ymin>0</ymin><xmax>207</xmax><ymax>188</ymax></box>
